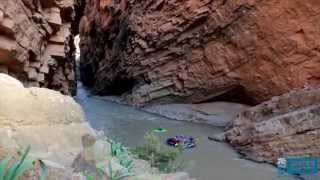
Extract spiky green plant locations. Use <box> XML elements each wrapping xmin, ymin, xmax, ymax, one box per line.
<box><xmin>0</xmin><ymin>145</ymin><xmax>47</xmax><ymax>180</ymax></box>
<box><xmin>108</xmin><ymin>140</ymin><xmax>134</xmax><ymax>171</ymax></box>
<box><xmin>109</xmin><ymin>140</ymin><xmax>126</xmax><ymax>158</ymax></box>
<box><xmin>83</xmin><ymin>139</ymin><xmax>135</xmax><ymax>180</ymax></box>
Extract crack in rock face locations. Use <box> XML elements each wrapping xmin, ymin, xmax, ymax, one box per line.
<box><xmin>79</xmin><ymin>0</ymin><xmax>320</xmax><ymax>106</ymax></box>
<box><xmin>0</xmin><ymin>0</ymin><xmax>81</xmax><ymax>95</ymax></box>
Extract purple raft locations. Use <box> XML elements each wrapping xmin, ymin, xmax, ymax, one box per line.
<box><xmin>166</xmin><ymin>135</ymin><xmax>196</xmax><ymax>149</ymax></box>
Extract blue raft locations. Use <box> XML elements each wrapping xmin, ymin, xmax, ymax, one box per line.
<box><xmin>166</xmin><ymin>135</ymin><xmax>197</xmax><ymax>149</ymax></box>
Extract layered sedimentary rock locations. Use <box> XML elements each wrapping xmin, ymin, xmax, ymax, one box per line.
<box><xmin>0</xmin><ymin>0</ymin><xmax>79</xmax><ymax>95</ymax></box>
<box><xmin>80</xmin><ymin>0</ymin><xmax>320</xmax><ymax>105</ymax></box>
<box><xmin>224</xmin><ymin>88</ymin><xmax>320</xmax><ymax>163</ymax></box>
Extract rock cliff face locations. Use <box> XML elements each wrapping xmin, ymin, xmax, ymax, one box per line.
<box><xmin>224</xmin><ymin>88</ymin><xmax>320</xmax><ymax>163</ymax></box>
<box><xmin>80</xmin><ymin>0</ymin><xmax>320</xmax><ymax>105</ymax></box>
<box><xmin>0</xmin><ymin>0</ymin><xmax>79</xmax><ymax>95</ymax></box>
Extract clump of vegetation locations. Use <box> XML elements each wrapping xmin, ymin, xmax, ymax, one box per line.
<box><xmin>84</xmin><ymin>139</ymin><xmax>134</xmax><ymax>180</ymax></box>
<box><xmin>0</xmin><ymin>146</ymin><xmax>47</xmax><ymax>180</ymax></box>
<box><xmin>109</xmin><ymin>140</ymin><xmax>134</xmax><ymax>172</ymax></box>
<box><xmin>131</xmin><ymin>132</ymin><xmax>187</xmax><ymax>173</ymax></box>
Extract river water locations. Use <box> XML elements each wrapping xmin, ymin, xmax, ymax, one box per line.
<box><xmin>75</xmin><ymin>84</ymin><xmax>298</xmax><ymax>180</ymax></box>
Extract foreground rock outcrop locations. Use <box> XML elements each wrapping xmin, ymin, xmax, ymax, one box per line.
<box><xmin>0</xmin><ymin>73</ymin><xmax>95</xmax><ymax>166</ymax></box>
<box><xmin>224</xmin><ymin>88</ymin><xmax>320</xmax><ymax>163</ymax></box>
<box><xmin>80</xmin><ymin>0</ymin><xmax>320</xmax><ymax>105</ymax></box>
<box><xmin>0</xmin><ymin>0</ymin><xmax>79</xmax><ymax>95</ymax></box>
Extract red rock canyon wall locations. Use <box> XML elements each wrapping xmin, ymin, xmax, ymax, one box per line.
<box><xmin>80</xmin><ymin>0</ymin><xmax>320</xmax><ymax>105</ymax></box>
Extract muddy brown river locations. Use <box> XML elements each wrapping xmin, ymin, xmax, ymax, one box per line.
<box><xmin>75</xmin><ymin>84</ymin><xmax>303</xmax><ymax>180</ymax></box>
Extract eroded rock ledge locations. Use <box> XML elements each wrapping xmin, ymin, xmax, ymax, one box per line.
<box><xmin>224</xmin><ymin>88</ymin><xmax>320</xmax><ymax>163</ymax></box>
<box><xmin>0</xmin><ymin>0</ymin><xmax>79</xmax><ymax>95</ymax></box>
<box><xmin>80</xmin><ymin>0</ymin><xmax>320</xmax><ymax>105</ymax></box>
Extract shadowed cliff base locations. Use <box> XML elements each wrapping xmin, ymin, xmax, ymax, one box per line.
<box><xmin>204</xmin><ymin>86</ymin><xmax>258</xmax><ymax>106</ymax></box>
<box><xmin>79</xmin><ymin>62</ymin><xmax>137</xmax><ymax>96</ymax></box>
<box><xmin>92</xmin><ymin>75</ymin><xmax>137</xmax><ymax>96</ymax></box>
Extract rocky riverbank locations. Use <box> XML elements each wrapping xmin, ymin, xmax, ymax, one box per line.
<box><xmin>79</xmin><ymin>82</ymin><xmax>320</xmax><ymax>167</ymax></box>
<box><xmin>143</xmin><ymin>102</ymin><xmax>248</xmax><ymax>127</ymax></box>
<box><xmin>75</xmin><ymin>83</ymin><xmax>279</xmax><ymax>180</ymax></box>
<box><xmin>223</xmin><ymin>88</ymin><xmax>320</xmax><ymax>164</ymax></box>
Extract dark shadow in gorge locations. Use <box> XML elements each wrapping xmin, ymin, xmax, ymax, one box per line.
<box><xmin>92</xmin><ymin>76</ymin><xmax>137</xmax><ymax>96</ymax></box>
<box><xmin>202</xmin><ymin>86</ymin><xmax>258</xmax><ymax>106</ymax></box>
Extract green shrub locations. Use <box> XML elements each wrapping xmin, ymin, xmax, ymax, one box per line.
<box><xmin>83</xmin><ymin>139</ymin><xmax>134</xmax><ymax>180</ymax></box>
<box><xmin>0</xmin><ymin>146</ymin><xmax>47</xmax><ymax>180</ymax></box>
<box><xmin>110</xmin><ymin>140</ymin><xmax>126</xmax><ymax>157</ymax></box>
<box><xmin>131</xmin><ymin>132</ymin><xmax>186</xmax><ymax>173</ymax></box>
<box><xmin>108</xmin><ymin>140</ymin><xmax>134</xmax><ymax>171</ymax></box>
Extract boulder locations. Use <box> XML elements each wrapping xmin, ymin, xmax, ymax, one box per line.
<box><xmin>224</xmin><ymin>88</ymin><xmax>320</xmax><ymax>163</ymax></box>
<box><xmin>0</xmin><ymin>73</ymin><xmax>95</xmax><ymax>166</ymax></box>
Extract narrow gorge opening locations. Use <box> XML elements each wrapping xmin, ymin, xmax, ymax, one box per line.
<box><xmin>74</xmin><ymin>34</ymin><xmax>137</xmax><ymax>96</ymax></box>
<box><xmin>96</xmin><ymin>76</ymin><xmax>137</xmax><ymax>95</ymax></box>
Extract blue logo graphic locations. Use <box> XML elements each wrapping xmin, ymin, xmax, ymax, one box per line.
<box><xmin>277</xmin><ymin>157</ymin><xmax>319</xmax><ymax>176</ymax></box>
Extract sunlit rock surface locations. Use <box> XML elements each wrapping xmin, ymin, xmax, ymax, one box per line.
<box><xmin>0</xmin><ymin>73</ymin><xmax>95</xmax><ymax>166</ymax></box>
